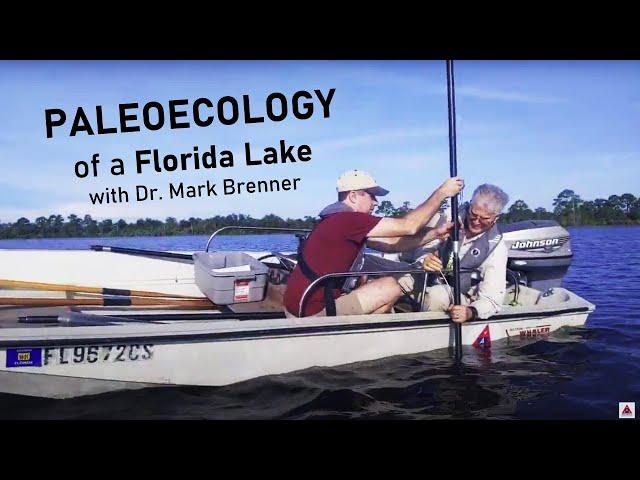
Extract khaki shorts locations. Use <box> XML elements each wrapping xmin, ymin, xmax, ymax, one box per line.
<box><xmin>285</xmin><ymin>288</ymin><xmax>366</xmax><ymax>318</ymax></box>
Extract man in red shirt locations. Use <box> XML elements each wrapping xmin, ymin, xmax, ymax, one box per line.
<box><xmin>284</xmin><ymin>170</ymin><xmax>463</xmax><ymax>317</ymax></box>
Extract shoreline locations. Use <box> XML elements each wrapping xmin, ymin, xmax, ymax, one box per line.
<box><xmin>2</xmin><ymin>223</ymin><xmax>640</xmax><ymax>242</ymax></box>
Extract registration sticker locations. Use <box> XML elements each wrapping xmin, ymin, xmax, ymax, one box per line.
<box><xmin>6</xmin><ymin>348</ymin><xmax>43</xmax><ymax>368</ymax></box>
<box><xmin>6</xmin><ymin>343</ymin><xmax>153</xmax><ymax>368</ymax></box>
<box><xmin>6</xmin><ymin>345</ymin><xmax>154</xmax><ymax>368</ymax></box>
<box><xmin>42</xmin><ymin>344</ymin><xmax>154</xmax><ymax>366</ymax></box>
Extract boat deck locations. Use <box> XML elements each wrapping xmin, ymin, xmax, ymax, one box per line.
<box><xmin>0</xmin><ymin>284</ymin><xmax>288</xmax><ymax>329</ymax></box>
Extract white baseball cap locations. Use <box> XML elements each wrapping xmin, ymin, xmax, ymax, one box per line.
<box><xmin>336</xmin><ymin>170</ymin><xmax>389</xmax><ymax>196</ymax></box>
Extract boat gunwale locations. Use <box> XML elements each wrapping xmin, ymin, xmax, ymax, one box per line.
<box><xmin>0</xmin><ymin>304</ymin><xmax>593</xmax><ymax>348</ymax></box>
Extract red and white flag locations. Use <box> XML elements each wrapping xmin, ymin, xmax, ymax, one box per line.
<box><xmin>473</xmin><ymin>324</ymin><xmax>491</xmax><ymax>349</ymax></box>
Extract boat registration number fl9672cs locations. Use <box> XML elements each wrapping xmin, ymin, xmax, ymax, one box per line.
<box><xmin>5</xmin><ymin>344</ymin><xmax>154</xmax><ymax>368</ymax></box>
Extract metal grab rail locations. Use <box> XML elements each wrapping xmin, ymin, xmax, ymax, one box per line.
<box><xmin>298</xmin><ymin>269</ymin><xmax>427</xmax><ymax>318</ymax></box>
<box><xmin>506</xmin><ymin>269</ymin><xmax>522</xmax><ymax>306</ymax></box>
<box><xmin>204</xmin><ymin>226</ymin><xmax>312</xmax><ymax>252</ymax></box>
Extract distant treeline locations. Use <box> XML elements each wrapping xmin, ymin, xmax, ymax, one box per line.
<box><xmin>0</xmin><ymin>213</ymin><xmax>318</xmax><ymax>239</ymax></box>
<box><xmin>1</xmin><ymin>190</ymin><xmax>638</xmax><ymax>239</ymax></box>
<box><xmin>379</xmin><ymin>190</ymin><xmax>640</xmax><ymax>226</ymax></box>
<box><xmin>499</xmin><ymin>190</ymin><xmax>640</xmax><ymax>225</ymax></box>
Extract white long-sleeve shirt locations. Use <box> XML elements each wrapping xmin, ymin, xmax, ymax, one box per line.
<box><xmin>458</xmin><ymin>232</ymin><xmax>508</xmax><ymax>319</ymax></box>
<box><xmin>403</xmin><ymin>212</ymin><xmax>508</xmax><ymax>319</ymax></box>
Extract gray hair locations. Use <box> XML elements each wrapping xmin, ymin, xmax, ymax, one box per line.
<box><xmin>471</xmin><ymin>184</ymin><xmax>509</xmax><ymax>214</ymax></box>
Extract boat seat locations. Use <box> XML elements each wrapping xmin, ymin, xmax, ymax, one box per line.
<box><xmin>362</xmin><ymin>253</ymin><xmax>416</xmax><ymax>273</ymax></box>
<box><xmin>361</xmin><ymin>254</ymin><xmax>426</xmax><ymax>312</ymax></box>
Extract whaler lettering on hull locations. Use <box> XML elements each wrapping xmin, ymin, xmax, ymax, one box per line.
<box><xmin>507</xmin><ymin>325</ymin><xmax>552</xmax><ymax>338</ymax></box>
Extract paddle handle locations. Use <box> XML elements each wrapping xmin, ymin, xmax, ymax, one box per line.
<box><xmin>0</xmin><ymin>297</ymin><xmax>216</xmax><ymax>307</ymax></box>
<box><xmin>0</xmin><ymin>279</ymin><xmax>205</xmax><ymax>300</ymax></box>
<box><xmin>91</xmin><ymin>245</ymin><xmax>194</xmax><ymax>261</ymax></box>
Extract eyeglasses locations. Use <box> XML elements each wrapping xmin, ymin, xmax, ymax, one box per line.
<box><xmin>468</xmin><ymin>206</ymin><xmax>497</xmax><ymax>223</ymax></box>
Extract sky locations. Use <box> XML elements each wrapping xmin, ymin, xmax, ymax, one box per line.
<box><xmin>0</xmin><ymin>60</ymin><xmax>638</xmax><ymax>223</ymax></box>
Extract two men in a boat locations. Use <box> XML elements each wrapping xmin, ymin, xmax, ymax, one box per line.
<box><xmin>283</xmin><ymin>170</ymin><xmax>462</xmax><ymax>318</ymax></box>
<box><xmin>283</xmin><ymin>170</ymin><xmax>511</xmax><ymax>322</ymax></box>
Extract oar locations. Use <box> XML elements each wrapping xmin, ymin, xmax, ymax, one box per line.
<box><xmin>91</xmin><ymin>245</ymin><xmax>194</xmax><ymax>261</ymax></box>
<box><xmin>19</xmin><ymin>310</ymin><xmax>284</xmax><ymax>323</ymax></box>
<box><xmin>20</xmin><ymin>312</ymin><xmax>166</xmax><ymax>325</ymax></box>
<box><xmin>446</xmin><ymin>59</ymin><xmax>463</xmax><ymax>360</ymax></box>
<box><xmin>0</xmin><ymin>296</ymin><xmax>216</xmax><ymax>308</ymax></box>
<box><xmin>0</xmin><ymin>279</ymin><xmax>205</xmax><ymax>300</ymax></box>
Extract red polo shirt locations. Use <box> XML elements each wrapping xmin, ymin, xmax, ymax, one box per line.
<box><xmin>284</xmin><ymin>212</ymin><xmax>382</xmax><ymax>316</ymax></box>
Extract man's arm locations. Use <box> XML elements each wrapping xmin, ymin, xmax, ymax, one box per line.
<box><xmin>398</xmin><ymin>211</ymin><xmax>450</xmax><ymax>262</ymax></box>
<box><xmin>367</xmin><ymin>222</ymin><xmax>453</xmax><ymax>253</ymax></box>
<box><xmin>367</xmin><ymin>177</ymin><xmax>463</xmax><ymax>239</ymax></box>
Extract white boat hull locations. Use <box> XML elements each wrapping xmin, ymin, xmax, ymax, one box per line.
<box><xmin>0</xmin><ymin>248</ymin><xmax>595</xmax><ymax>399</ymax></box>
<box><xmin>0</xmin><ymin>301</ymin><xmax>592</xmax><ymax>399</ymax></box>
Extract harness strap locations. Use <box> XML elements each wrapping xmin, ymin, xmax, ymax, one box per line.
<box><xmin>296</xmin><ymin>227</ymin><xmax>338</xmax><ymax>316</ymax></box>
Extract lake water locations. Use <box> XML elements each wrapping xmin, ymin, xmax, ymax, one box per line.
<box><xmin>0</xmin><ymin>226</ymin><xmax>638</xmax><ymax>419</ymax></box>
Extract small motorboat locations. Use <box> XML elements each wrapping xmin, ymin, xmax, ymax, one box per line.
<box><xmin>0</xmin><ymin>220</ymin><xmax>594</xmax><ymax>399</ymax></box>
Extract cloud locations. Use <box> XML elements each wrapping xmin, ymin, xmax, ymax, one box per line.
<box><xmin>456</xmin><ymin>86</ymin><xmax>566</xmax><ymax>105</ymax></box>
<box><xmin>312</xmin><ymin>127</ymin><xmax>448</xmax><ymax>151</ymax></box>
<box><xmin>512</xmin><ymin>151</ymin><xmax>640</xmax><ymax>209</ymax></box>
<box><xmin>340</xmin><ymin>67</ymin><xmax>567</xmax><ymax>105</ymax></box>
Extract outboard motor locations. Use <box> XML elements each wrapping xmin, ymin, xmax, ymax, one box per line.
<box><xmin>500</xmin><ymin>220</ymin><xmax>572</xmax><ymax>291</ymax></box>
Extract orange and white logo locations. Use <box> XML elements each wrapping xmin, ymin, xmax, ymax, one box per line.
<box><xmin>619</xmin><ymin>402</ymin><xmax>635</xmax><ymax>419</ymax></box>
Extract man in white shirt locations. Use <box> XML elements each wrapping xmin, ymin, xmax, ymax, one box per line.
<box><xmin>405</xmin><ymin>184</ymin><xmax>509</xmax><ymax>323</ymax></box>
